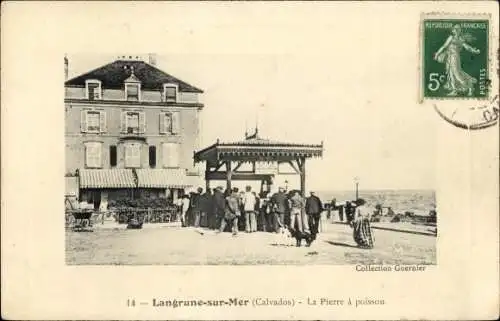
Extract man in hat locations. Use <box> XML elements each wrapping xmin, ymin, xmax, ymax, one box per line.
<box><xmin>218</xmin><ymin>187</ymin><xmax>241</xmax><ymax>236</ymax></box>
<box><xmin>191</xmin><ymin>187</ymin><xmax>203</xmax><ymax>227</ymax></box>
<box><xmin>270</xmin><ymin>186</ymin><xmax>288</xmax><ymax>233</ymax></box>
<box><xmin>212</xmin><ymin>186</ymin><xmax>225</xmax><ymax>229</ymax></box>
<box><xmin>242</xmin><ymin>185</ymin><xmax>257</xmax><ymax>233</ymax></box>
<box><xmin>306</xmin><ymin>191</ymin><xmax>323</xmax><ymax>244</ymax></box>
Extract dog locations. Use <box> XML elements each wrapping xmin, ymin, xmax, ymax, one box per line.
<box><xmin>289</xmin><ymin>227</ymin><xmax>314</xmax><ymax>247</ymax></box>
<box><xmin>273</xmin><ymin>226</ymin><xmax>314</xmax><ymax>247</ymax></box>
<box><xmin>272</xmin><ymin>226</ymin><xmax>295</xmax><ymax>246</ymax></box>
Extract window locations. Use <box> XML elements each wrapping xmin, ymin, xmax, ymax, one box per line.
<box><xmin>110</xmin><ymin>145</ymin><xmax>117</xmax><ymax>167</ymax></box>
<box><xmin>127</xmin><ymin>112</ymin><xmax>139</xmax><ymax>134</ymax></box>
<box><xmin>149</xmin><ymin>146</ymin><xmax>156</xmax><ymax>167</ymax></box>
<box><xmin>86</xmin><ymin>80</ymin><xmax>101</xmax><ymax>100</ymax></box>
<box><xmin>159</xmin><ymin>112</ymin><xmax>180</xmax><ymax>134</ymax></box>
<box><xmin>85</xmin><ymin>142</ymin><xmax>102</xmax><ymax>168</ymax></box>
<box><xmin>162</xmin><ymin>143</ymin><xmax>180</xmax><ymax>168</ymax></box>
<box><xmin>121</xmin><ymin>111</ymin><xmax>145</xmax><ymax>134</ymax></box>
<box><xmin>163</xmin><ymin>84</ymin><xmax>178</xmax><ymax>102</ymax></box>
<box><xmin>86</xmin><ymin>112</ymin><xmax>100</xmax><ymax>132</ymax></box>
<box><xmin>126</xmin><ymin>84</ymin><xmax>140</xmax><ymax>101</ymax></box>
<box><xmin>81</xmin><ymin>110</ymin><xmax>106</xmax><ymax>133</ymax></box>
<box><xmin>125</xmin><ymin>143</ymin><xmax>141</xmax><ymax>168</ymax></box>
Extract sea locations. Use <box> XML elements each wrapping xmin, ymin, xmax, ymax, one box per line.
<box><xmin>316</xmin><ymin>189</ymin><xmax>436</xmax><ymax>216</ymax></box>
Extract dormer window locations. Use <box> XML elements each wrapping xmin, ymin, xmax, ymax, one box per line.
<box><xmin>163</xmin><ymin>84</ymin><xmax>178</xmax><ymax>103</ymax></box>
<box><xmin>124</xmin><ymin>68</ymin><xmax>141</xmax><ymax>101</ymax></box>
<box><xmin>86</xmin><ymin>80</ymin><xmax>101</xmax><ymax>100</ymax></box>
<box><xmin>125</xmin><ymin>83</ymin><xmax>140</xmax><ymax>101</ymax></box>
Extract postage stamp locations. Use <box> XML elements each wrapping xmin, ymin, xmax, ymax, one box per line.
<box><xmin>421</xmin><ymin>16</ymin><xmax>489</xmax><ymax>99</ymax></box>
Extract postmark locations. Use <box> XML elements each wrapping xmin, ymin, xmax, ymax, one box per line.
<box><xmin>420</xmin><ymin>13</ymin><xmax>498</xmax><ymax>130</ymax></box>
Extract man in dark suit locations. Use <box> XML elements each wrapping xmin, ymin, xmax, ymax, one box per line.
<box><xmin>212</xmin><ymin>186</ymin><xmax>225</xmax><ymax>229</ymax></box>
<box><xmin>270</xmin><ymin>187</ymin><xmax>288</xmax><ymax>233</ymax></box>
<box><xmin>305</xmin><ymin>191</ymin><xmax>323</xmax><ymax>244</ymax></box>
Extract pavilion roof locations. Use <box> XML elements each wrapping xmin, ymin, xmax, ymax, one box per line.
<box><xmin>193</xmin><ymin>132</ymin><xmax>323</xmax><ymax>163</ymax></box>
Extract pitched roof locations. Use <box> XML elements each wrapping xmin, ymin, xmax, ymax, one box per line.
<box><xmin>65</xmin><ymin>59</ymin><xmax>203</xmax><ymax>93</ymax></box>
<box><xmin>194</xmin><ymin>132</ymin><xmax>323</xmax><ymax>163</ymax></box>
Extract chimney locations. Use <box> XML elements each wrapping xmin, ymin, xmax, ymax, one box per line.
<box><xmin>148</xmin><ymin>53</ymin><xmax>157</xmax><ymax>66</ymax></box>
<box><xmin>64</xmin><ymin>54</ymin><xmax>69</xmax><ymax>80</ymax></box>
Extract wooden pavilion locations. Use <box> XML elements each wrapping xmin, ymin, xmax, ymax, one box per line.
<box><xmin>193</xmin><ymin>129</ymin><xmax>323</xmax><ymax>196</ymax></box>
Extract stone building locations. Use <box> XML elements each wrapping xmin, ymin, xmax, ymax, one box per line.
<box><xmin>64</xmin><ymin>55</ymin><xmax>203</xmax><ymax>210</ymax></box>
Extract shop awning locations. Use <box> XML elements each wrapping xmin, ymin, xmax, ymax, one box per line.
<box><xmin>79</xmin><ymin>169</ymin><xmax>136</xmax><ymax>188</ymax></box>
<box><xmin>135</xmin><ymin>169</ymin><xmax>193</xmax><ymax>188</ymax></box>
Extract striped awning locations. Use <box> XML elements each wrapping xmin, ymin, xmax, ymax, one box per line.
<box><xmin>135</xmin><ymin>168</ymin><xmax>192</xmax><ymax>188</ymax></box>
<box><xmin>79</xmin><ymin>169</ymin><xmax>136</xmax><ymax>188</ymax></box>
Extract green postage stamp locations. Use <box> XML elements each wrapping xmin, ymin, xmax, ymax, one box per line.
<box><xmin>421</xmin><ymin>15</ymin><xmax>490</xmax><ymax>100</ymax></box>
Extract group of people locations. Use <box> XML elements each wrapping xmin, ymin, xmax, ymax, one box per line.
<box><xmin>179</xmin><ymin>186</ymin><xmax>374</xmax><ymax>249</ymax></box>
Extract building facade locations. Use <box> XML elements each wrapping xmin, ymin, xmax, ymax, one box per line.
<box><xmin>65</xmin><ymin>56</ymin><xmax>203</xmax><ymax>210</ymax></box>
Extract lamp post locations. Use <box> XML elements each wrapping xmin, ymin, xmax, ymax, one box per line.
<box><xmin>354</xmin><ymin>177</ymin><xmax>359</xmax><ymax>200</ymax></box>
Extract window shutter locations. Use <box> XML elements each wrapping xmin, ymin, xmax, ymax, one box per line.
<box><xmin>149</xmin><ymin>146</ymin><xmax>156</xmax><ymax>167</ymax></box>
<box><xmin>110</xmin><ymin>145</ymin><xmax>117</xmax><ymax>167</ymax></box>
<box><xmin>81</xmin><ymin>111</ymin><xmax>88</xmax><ymax>133</ymax></box>
<box><xmin>95</xmin><ymin>144</ymin><xmax>102</xmax><ymax>167</ymax></box>
<box><xmin>85</xmin><ymin>142</ymin><xmax>102</xmax><ymax>168</ymax></box>
<box><xmin>139</xmin><ymin>112</ymin><xmax>146</xmax><ymax>133</ymax></box>
<box><xmin>125</xmin><ymin>144</ymin><xmax>141</xmax><ymax>168</ymax></box>
<box><xmin>163</xmin><ymin>143</ymin><xmax>179</xmax><ymax>168</ymax></box>
<box><xmin>99</xmin><ymin>111</ymin><xmax>107</xmax><ymax>133</ymax></box>
<box><xmin>162</xmin><ymin>143</ymin><xmax>170</xmax><ymax>168</ymax></box>
<box><xmin>159</xmin><ymin>112</ymin><xmax>165</xmax><ymax>134</ymax></box>
<box><xmin>171</xmin><ymin>112</ymin><xmax>180</xmax><ymax>134</ymax></box>
<box><xmin>171</xmin><ymin>143</ymin><xmax>180</xmax><ymax>167</ymax></box>
<box><xmin>120</xmin><ymin>112</ymin><xmax>127</xmax><ymax>133</ymax></box>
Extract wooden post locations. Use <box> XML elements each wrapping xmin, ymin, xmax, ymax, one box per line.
<box><xmin>299</xmin><ymin>157</ymin><xmax>306</xmax><ymax>197</ymax></box>
<box><xmin>205</xmin><ymin>162</ymin><xmax>210</xmax><ymax>192</ymax></box>
<box><xmin>226</xmin><ymin>161</ymin><xmax>232</xmax><ymax>191</ymax></box>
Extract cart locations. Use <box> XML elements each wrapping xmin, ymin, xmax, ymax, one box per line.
<box><xmin>65</xmin><ymin>196</ymin><xmax>94</xmax><ymax>232</ymax></box>
<box><xmin>70</xmin><ymin>209</ymin><xmax>94</xmax><ymax>231</ymax></box>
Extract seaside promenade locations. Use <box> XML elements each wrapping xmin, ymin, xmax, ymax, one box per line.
<box><xmin>66</xmin><ymin>221</ymin><xmax>436</xmax><ymax>265</ymax></box>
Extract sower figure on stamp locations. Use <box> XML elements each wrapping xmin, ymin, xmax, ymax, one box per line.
<box><xmin>434</xmin><ymin>24</ymin><xmax>481</xmax><ymax>96</ymax></box>
<box><xmin>217</xmin><ymin>187</ymin><xmax>241</xmax><ymax>236</ymax></box>
<box><xmin>305</xmin><ymin>191</ymin><xmax>323</xmax><ymax>244</ymax></box>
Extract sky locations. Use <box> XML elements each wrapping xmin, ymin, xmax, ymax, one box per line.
<box><xmin>65</xmin><ymin>4</ymin><xmax>438</xmax><ymax>191</ymax></box>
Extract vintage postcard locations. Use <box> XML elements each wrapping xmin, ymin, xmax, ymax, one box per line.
<box><xmin>2</xmin><ymin>1</ymin><xmax>499</xmax><ymax>320</ymax></box>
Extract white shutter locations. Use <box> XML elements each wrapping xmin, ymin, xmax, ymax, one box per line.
<box><xmin>162</xmin><ymin>143</ymin><xmax>170</xmax><ymax>167</ymax></box>
<box><xmin>121</xmin><ymin>112</ymin><xmax>127</xmax><ymax>133</ymax></box>
<box><xmin>163</xmin><ymin>143</ymin><xmax>179</xmax><ymax>168</ymax></box>
<box><xmin>125</xmin><ymin>144</ymin><xmax>141</xmax><ymax>168</ymax></box>
<box><xmin>159</xmin><ymin>112</ymin><xmax>165</xmax><ymax>134</ymax></box>
<box><xmin>85</xmin><ymin>142</ymin><xmax>102</xmax><ymax>168</ymax></box>
<box><xmin>95</xmin><ymin>143</ymin><xmax>102</xmax><ymax>167</ymax></box>
<box><xmin>81</xmin><ymin>110</ymin><xmax>87</xmax><ymax>133</ymax></box>
<box><xmin>99</xmin><ymin>111</ymin><xmax>107</xmax><ymax>133</ymax></box>
<box><xmin>139</xmin><ymin>112</ymin><xmax>146</xmax><ymax>133</ymax></box>
<box><xmin>171</xmin><ymin>112</ymin><xmax>180</xmax><ymax>134</ymax></box>
<box><xmin>171</xmin><ymin>143</ymin><xmax>179</xmax><ymax>167</ymax></box>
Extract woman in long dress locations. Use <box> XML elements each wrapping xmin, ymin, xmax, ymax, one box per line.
<box><xmin>351</xmin><ymin>198</ymin><xmax>374</xmax><ymax>249</ymax></box>
<box><xmin>434</xmin><ymin>24</ymin><xmax>481</xmax><ymax>96</ymax></box>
